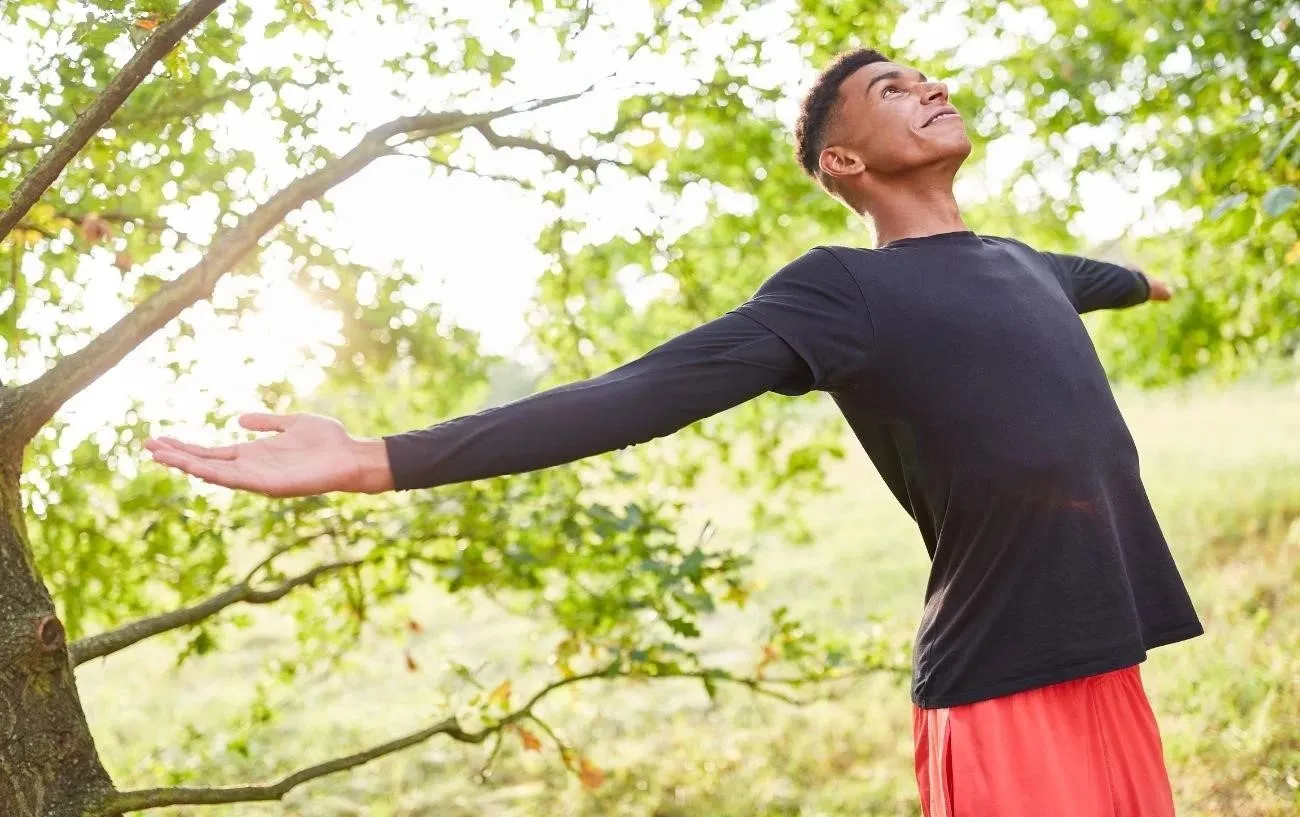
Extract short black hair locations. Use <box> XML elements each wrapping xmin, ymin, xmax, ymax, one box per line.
<box><xmin>794</xmin><ymin>48</ymin><xmax>890</xmax><ymax>181</ymax></box>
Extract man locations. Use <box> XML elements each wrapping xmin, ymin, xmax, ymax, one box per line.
<box><xmin>147</xmin><ymin>48</ymin><xmax>1200</xmax><ymax>816</ymax></box>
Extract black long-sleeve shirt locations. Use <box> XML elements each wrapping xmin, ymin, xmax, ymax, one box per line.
<box><xmin>384</xmin><ymin>232</ymin><xmax>1202</xmax><ymax>708</ymax></box>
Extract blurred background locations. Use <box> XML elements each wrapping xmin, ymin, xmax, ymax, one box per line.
<box><xmin>1</xmin><ymin>0</ymin><xmax>1297</xmax><ymax>815</ymax></box>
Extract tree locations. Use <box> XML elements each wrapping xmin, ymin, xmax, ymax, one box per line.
<box><xmin>0</xmin><ymin>2</ymin><xmax>893</xmax><ymax>814</ymax></box>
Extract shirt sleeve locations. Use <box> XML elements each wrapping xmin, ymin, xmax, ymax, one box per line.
<box><xmin>382</xmin><ymin>311</ymin><xmax>812</xmax><ymax>491</ymax></box>
<box><xmin>1042</xmin><ymin>252</ymin><xmax>1151</xmax><ymax>314</ymax></box>
<box><xmin>731</xmin><ymin>247</ymin><xmax>875</xmax><ymax>391</ymax></box>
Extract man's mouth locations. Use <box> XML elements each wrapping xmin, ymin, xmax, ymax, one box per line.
<box><xmin>922</xmin><ymin>107</ymin><xmax>961</xmax><ymax>127</ymax></box>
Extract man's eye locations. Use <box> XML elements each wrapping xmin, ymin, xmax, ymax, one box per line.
<box><xmin>882</xmin><ymin>86</ymin><xmax>902</xmax><ymax>97</ymax></box>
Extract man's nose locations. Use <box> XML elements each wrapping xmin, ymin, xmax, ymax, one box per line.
<box><xmin>921</xmin><ymin>81</ymin><xmax>949</xmax><ymax>103</ymax></box>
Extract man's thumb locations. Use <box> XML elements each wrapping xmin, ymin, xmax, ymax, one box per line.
<box><xmin>239</xmin><ymin>412</ymin><xmax>293</xmax><ymax>433</ymax></box>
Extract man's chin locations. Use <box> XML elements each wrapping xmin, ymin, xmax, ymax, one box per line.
<box><xmin>934</xmin><ymin>136</ymin><xmax>973</xmax><ymax>163</ymax></box>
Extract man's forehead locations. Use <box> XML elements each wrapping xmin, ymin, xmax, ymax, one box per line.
<box><xmin>842</xmin><ymin>61</ymin><xmax>924</xmax><ymax>93</ymax></box>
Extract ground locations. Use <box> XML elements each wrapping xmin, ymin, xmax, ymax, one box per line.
<box><xmin>77</xmin><ymin>383</ymin><xmax>1300</xmax><ymax>816</ymax></box>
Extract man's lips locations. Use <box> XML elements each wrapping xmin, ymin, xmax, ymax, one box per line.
<box><xmin>922</xmin><ymin>107</ymin><xmax>961</xmax><ymax>127</ymax></box>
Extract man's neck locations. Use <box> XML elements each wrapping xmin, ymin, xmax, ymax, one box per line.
<box><xmin>866</xmin><ymin>181</ymin><xmax>967</xmax><ymax>248</ymax></box>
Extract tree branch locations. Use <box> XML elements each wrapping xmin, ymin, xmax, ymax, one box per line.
<box><xmin>0</xmin><ymin>0</ymin><xmax>229</xmax><ymax>241</ymax></box>
<box><xmin>473</xmin><ymin>123</ymin><xmax>606</xmax><ymax>172</ymax></box>
<box><xmin>0</xmin><ymin>137</ymin><xmax>57</xmax><ymax>159</ymax></box>
<box><xmin>102</xmin><ymin>716</ymin><xmax>473</xmax><ymax>813</ymax></box>
<box><xmin>99</xmin><ymin>658</ymin><xmax>883</xmax><ymax>813</ymax></box>
<box><xmin>100</xmin><ymin>667</ymin><xmax>612</xmax><ymax>813</ymax></box>
<box><xmin>68</xmin><ymin>558</ymin><xmax>360</xmax><ymax>666</ymax></box>
<box><xmin>5</xmin><ymin>89</ymin><xmax>587</xmax><ymax>448</ymax></box>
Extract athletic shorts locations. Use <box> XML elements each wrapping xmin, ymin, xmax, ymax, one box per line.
<box><xmin>913</xmin><ymin>665</ymin><xmax>1176</xmax><ymax>816</ymax></box>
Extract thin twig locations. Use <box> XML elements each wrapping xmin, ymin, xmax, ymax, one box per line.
<box><xmin>473</xmin><ymin>123</ymin><xmax>607</xmax><ymax>172</ymax></box>
<box><xmin>474</xmin><ymin>732</ymin><xmax>505</xmax><ymax>783</ymax></box>
<box><xmin>0</xmin><ymin>137</ymin><xmax>57</xmax><ymax>158</ymax></box>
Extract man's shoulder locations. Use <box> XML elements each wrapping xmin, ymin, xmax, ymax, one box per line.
<box><xmin>979</xmin><ymin>234</ymin><xmax>1038</xmax><ymax>251</ymax></box>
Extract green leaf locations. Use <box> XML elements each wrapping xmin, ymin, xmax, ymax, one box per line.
<box><xmin>701</xmin><ymin>673</ymin><xmax>719</xmax><ymax>702</ymax></box>
<box><xmin>1264</xmin><ymin>121</ymin><xmax>1300</xmax><ymax>168</ymax></box>
<box><xmin>1208</xmin><ymin>193</ymin><xmax>1248</xmax><ymax>220</ymax></box>
<box><xmin>1262</xmin><ymin>186</ymin><xmax>1299</xmax><ymax>218</ymax></box>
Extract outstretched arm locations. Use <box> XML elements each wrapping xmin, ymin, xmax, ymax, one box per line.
<box><xmin>383</xmin><ymin>312</ymin><xmax>811</xmax><ymax>490</ymax></box>
<box><xmin>144</xmin><ymin>312</ymin><xmax>812</xmax><ymax>497</ymax></box>
<box><xmin>1043</xmin><ymin>252</ymin><xmax>1173</xmax><ymax>313</ymax></box>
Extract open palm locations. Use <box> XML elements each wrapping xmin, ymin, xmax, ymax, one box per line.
<box><xmin>144</xmin><ymin>413</ymin><xmax>378</xmax><ymax>497</ymax></box>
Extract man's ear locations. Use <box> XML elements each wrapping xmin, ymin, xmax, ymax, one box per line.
<box><xmin>819</xmin><ymin>145</ymin><xmax>864</xmax><ymax>181</ymax></box>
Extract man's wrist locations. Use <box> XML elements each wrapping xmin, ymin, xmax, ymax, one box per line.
<box><xmin>350</xmin><ymin>437</ymin><xmax>396</xmax><ymax>493</ymax></box>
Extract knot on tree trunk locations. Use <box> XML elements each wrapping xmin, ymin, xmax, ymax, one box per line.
<box><xmin>37</xmin><ymin>615</ymin><xmax>66</xmax><ymax>653</ymax></box>
<box><xmin>0</xmin><ymin>611</ymin><xmax>71</xmax><ymax>671</ymax></box>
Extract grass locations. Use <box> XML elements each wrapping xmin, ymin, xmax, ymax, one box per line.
<box><xmin>77</xmin><ymin>383</ymin><xmax>1300</xmax><ymax>816</ymax></box>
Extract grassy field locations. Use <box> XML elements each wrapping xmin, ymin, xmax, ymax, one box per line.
<box><xmin>78</xmin><ymin>384</ymin><xmax>1300</xmax><ymax>816</ymax></box>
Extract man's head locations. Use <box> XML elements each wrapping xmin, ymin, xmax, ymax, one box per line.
<box><xmin>794</xmin><ymin>48</ymin><xmax>972</xmax><ymax>213</ymax></box>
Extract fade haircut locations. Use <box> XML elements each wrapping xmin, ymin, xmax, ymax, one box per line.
<box><xmin>794</xmin><ymin>48</ymin><xmax>890</xmax><ymax>184</ymax></box>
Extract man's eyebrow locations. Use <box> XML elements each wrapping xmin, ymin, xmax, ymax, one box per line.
<box><xmin>864</xmin><ymin>69</ymin><xmax>928</xmax><ymax>96</ymax></box>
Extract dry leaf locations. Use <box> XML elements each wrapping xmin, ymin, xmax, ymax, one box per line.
<box><xmin>406</xmin><ymin>619</ymin><xmax>424</xmax><ymax>634</ymax></box>
<box><xmin>516</xmin><ymin>726</ymin><xmax>542</xmax><ymax>752</ymax></box>
<box><xmin>578</xmin><ymin>757</ymin><xmax>605</xmax><ymax>789</ymax></box>
<box><xmin>135</xmin><ymin>16</ymin><xmax>159</xmax><ymax>30</ymax></box>
<box><xmin>81</xmin><ymin>213</ymin><xmax>110</xmax><ymax>243</ymax></box>
<box><xmin>112</xmin><ymin>251</ymin><xmax>132</xmax><ymax>273</ymax></box>
<box><xmin>404</xmin><ymin>650</ymin><xmax>418</xmax><ymax>672</ymax></box>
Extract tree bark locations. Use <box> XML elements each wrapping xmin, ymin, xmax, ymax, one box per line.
<box><xmin>0</xmin><ymin>393</ymin><xmax>115</xmax><ymax>817</ymax></box>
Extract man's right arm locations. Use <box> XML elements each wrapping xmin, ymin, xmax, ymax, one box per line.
<box><xmin>145</xmin><ymin>249</ymin><xmax>872</xmax><ymax>499</ymax></box>
<box><xmin>381</xmin><ymin>311</ymin><xmax>813</xmax><ymax>490</ymax></box>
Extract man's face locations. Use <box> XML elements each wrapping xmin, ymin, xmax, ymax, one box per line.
<box><xmin>821</xmin><ymin>61</ymin><xmax>971</xmax><ymax>180</ymax></box>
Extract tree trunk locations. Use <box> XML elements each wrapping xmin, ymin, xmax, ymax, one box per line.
<box><xmin>0</xmin><ymin>409</ymin><xmax>115</xmax><ymax>816</ymax></box>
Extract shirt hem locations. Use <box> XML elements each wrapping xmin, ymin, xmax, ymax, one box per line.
<box><xmin>912</xmin><ymin>622</ymin><xmax>1204</xmax><ymax>709</ymax></box>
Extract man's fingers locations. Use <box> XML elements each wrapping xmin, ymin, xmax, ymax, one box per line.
<box><xmin>239</xmin><ymin>412</ymin><xmax>293</xmax><ymax>433</ymax></box>
<box><xmin>145</xmin><ymin>436</ymin><xmax>240</xmax><ymax>460</ymax></box>
<box><xmin>1147</xmin><ymin>278</ymin><xmax>1174</xmax><ymax>301</ymax></box>
<box><xmin>149</xmin><ymin>446</ymin><xmax>262</xmax><ymax>492</ymax></box>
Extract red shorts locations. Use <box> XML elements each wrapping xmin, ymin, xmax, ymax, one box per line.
<box><xmin>913</xmin><ymin>665</ymin><xmax>1176</xmax><ymax>817</ymax></box>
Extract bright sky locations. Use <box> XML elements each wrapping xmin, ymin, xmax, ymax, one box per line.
<box><xmin>2</xmin><ymin>0</ymin><xmax>1180</xmax><ymax>448</ymax></box>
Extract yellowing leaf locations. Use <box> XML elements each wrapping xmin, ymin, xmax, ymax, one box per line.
<box><xmin>131</xmin><ymin>273</ymin><xmax>165</xmax><ymax>304</ymax></box>
<box><xmin>1286</xmin><ymin>241</ymin><xmax>1300</xmax><ymax>266</ymax></box>
<box><xmin>486</xmin><ymin>679</ymin><xmax>512</xmax><ymax>709</ymax></box>
<box><xmin>723</xmin><ymin>583</ymin><xmax>751</xmax><ymax>607</ymax></box>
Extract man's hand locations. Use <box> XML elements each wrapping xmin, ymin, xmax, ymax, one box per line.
<box><xmin>144</xmin><ymin>412</ymin><xmax>395</xmax><ymax>497</ymax></box>
<box><xmin>1146</xmin><ymin>277</ymin><xmax>1174</xmax><ymax>301</ymax></box>
<box><xmin>1134</xmin><ymin>268</ymin><xmax>1174</xmax><ymax>302</ymax></box>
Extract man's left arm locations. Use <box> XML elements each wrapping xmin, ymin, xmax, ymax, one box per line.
<box><xmin>1044</xmin><ymin>252</ymin><xmax>1174</xmax><ymax>313</ymax></box>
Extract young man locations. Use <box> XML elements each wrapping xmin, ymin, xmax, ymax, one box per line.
<box><xmin>147</xmin><ymin>49</ymin><xmax>1200</xmax><ymax>816</ymax></box>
